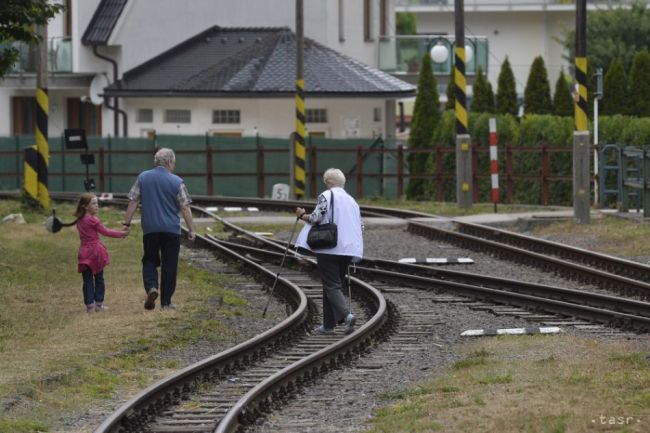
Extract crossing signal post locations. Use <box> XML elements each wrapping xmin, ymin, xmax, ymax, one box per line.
<box><xmin>64</xmin><ymin>128</ymin><xmax>95</xmax><ymax>192</ymax></box>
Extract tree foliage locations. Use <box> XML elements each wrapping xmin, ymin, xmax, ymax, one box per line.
<box><xmin>629</xmin><ymin>50</ymin><xmax>650</xmax><ymax>117</ymax></box>
<box><xmin>602</xmin><ymin>58</ymin><xmax>628</xmax><ymax>116</ymax></box>
<box><xmin>396</xmin><ymin>12</ymin><xmax>416</xmax><ymax>35</ymax></box>
<box><xmin>496</xmin><ymin>57</ymin><xmax>518</xmax><ymax>115</ymax></box>
<box><xmin>562</xmin><ymin>2</ymin><xmax>650</xmax><ymax>74</ymax></box>
<box><xmin>471</xmin><ymin>66</ymin><xmax>495</xmax><ymax>113</ymax></box>
<box><xmin>553</xmin><ymin>68</ymin><xmax>574</xmax><ymax>116</ymax></box>
<box><xmin>0</xmin><ymin>0</ymin><xmax>64</xmax><ymax>78</ymax></box>
<box><xmin>406</xmin><ymin>53</ymin><xmax>440</xmax><ymax>200</ymax></box>
<box><xmin>524</xmin><ymin>56</ymin><xmax>553</xmax><ymax>115</ymax></box>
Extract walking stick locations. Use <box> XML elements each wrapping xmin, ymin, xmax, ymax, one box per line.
<box><xmin>262</xmin><ymin>215</ymin><xmax>301</xmax><ymax>318</ymax></box>
<box><xmin>347</xmin><ymin>263</ymin><xmax>355</xmax><ymax>313</ymax></box>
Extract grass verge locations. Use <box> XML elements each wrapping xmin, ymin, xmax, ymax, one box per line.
<box><xmin>366</xmin><ymin>335</ymin><xmax>649</xmax><ymax>433</ymax></box>
<box><xmin>0</xmin><ymin>199</ymin><xmax>250</xmax><ymax>433</ymax></box>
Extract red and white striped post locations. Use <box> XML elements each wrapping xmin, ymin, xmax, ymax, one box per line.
<box><xmin>489</xmin><ymin>118</ymin><xmax>499</xmax><ymax>213</ymax></box>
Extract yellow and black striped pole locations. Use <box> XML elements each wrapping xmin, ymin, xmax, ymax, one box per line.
<box><xmin>294</xmin><ymin>78</ymin><xmax>306</xmax><ymax>199</ymax></box>
<box><xmin>454</xmin><ymin>0</ymin><xmax>472</xmax><ymax>209</ymax></box>
<box><xmin>25</xmin><ymin>24</ymin><xmax>49</xmax><ymax>209</ymax></box>
<box><xmin>574</xmin><ymin>1</ymin><xmax>588</xmax><ymax>132</ymax></box>
<box><xmin>293</xmin><ymin>0</ymin><xmax>305</xmax><ymax>199</ymax></box>
<box><xmin>573</xmin><ymin>0</ymin><xmax>590</xmax><ymax>224</ymax></box>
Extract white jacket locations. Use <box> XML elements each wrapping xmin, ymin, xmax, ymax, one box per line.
<box><xmin>295</xmin><ymin>187</ymin><xmax>363</xmax><ymax>260</ymax></box>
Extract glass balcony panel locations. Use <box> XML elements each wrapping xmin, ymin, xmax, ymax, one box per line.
<box><xmin>7</xmin><ymin>37</ymin><xmax>72</xmax><ymax>74</ymax></box>
<box><xmin>379</xmin><ymin>35</ymin><xmax>488</xmax><ymax>77</ymax></box>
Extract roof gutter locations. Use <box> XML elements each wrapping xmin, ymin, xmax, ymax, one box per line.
<box><xmin>92</xmin><ymin>45</ymin><xmax>128</xmax><ymax>137</ymax></box>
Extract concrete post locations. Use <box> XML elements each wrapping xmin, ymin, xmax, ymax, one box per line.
<box><xmin>456</xmin><ymin>134</ymin><xmax>472</xmax><ymax>208</ymax></box>
<box><xmin>573</xmin><ymin>131</ymin><xmax>591</xmax><ymax>224</ymax></box>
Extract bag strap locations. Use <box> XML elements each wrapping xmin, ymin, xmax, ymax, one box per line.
<box><xmin>329</xmin><ymin>190</ymin><xmax>335</xmax><ymax>223</ymax></box>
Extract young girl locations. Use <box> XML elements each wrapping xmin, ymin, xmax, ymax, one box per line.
<box><xmin>74</xmin><ymin>193</ymin><xmax>129</xmax><ymax>313</ymax></box>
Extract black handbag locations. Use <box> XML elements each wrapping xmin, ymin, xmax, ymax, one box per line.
<box><xmin>307</xmin><ymin>191</ymin><xmax>338</xmax><ymax>249</ymax></box>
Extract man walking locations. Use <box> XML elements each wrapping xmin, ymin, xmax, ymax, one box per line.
<box><xmin>124</xmin><ymin>148</ymin><xmax>196</xmax><ymax>310</ymax></box>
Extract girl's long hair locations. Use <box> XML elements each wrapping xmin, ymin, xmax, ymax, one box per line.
<box><xmin>74</xmin><ymin>193</ymin><xmax>96</xmax><ymax>218</ymax></box>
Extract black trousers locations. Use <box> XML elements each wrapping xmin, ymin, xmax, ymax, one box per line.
<box><xmin>315</xmin><ymin>253</ymin><xmax>352</xmax><ymax>329</ymax></box>
<box><xmin>142</xmin><ymin>232</ymin><xmax>181</xmax><ymax>306</ymax></box>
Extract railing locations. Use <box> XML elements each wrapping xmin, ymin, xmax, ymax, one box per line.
<box><xmin>0</xmin><ymin>139</ymin><xmax>577</xmax><ymax>205</ymax></box>
<box><xmin>378</xmin><ymin>35</ymin><xmax>488</xmax><ymax>76</ymax></box>
<box><xmin>396</xmin><ymin>0</ymin><xmax>633</xmax><ymax>7</ymax></box>
<box><xmin>7</xmin><ymin>37</ymin><xmax>72</xmax><ymax>74</ymax></box>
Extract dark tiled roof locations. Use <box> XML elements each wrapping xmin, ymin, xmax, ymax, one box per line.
<box><xmin>82</xmin><ymin>0</ymin><xmax>128</xmax><ymax>46</ymax></box>
<box><xmin>104</xmin><ymin>26</ymin><xmax>415</xmax><ymax>98</ymax></box>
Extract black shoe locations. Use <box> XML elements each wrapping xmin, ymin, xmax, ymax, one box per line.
<box><xmin>144</xmin><ymin>288</ymin><xmax>158</xmax><ymax>310</ymax></box>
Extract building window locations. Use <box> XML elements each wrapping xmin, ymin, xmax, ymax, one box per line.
<box><xmin>306</xmin><ymin>108</ymin><xmax>328</xmax><ymax>123</ymax></box>
<box><xmin>136</xmin><ymin>108</ymin><xmax>153</xmax><ymax>123</ymax></box>
<box><xmin>164</xmin><ymin>109</ymin><xmax>191</xmax><ymax>123</ymax></box>
<box><xmin>212</xmin><ymin>110</ymin><xmax>240</xmax><ymax>124</ymax></box>
<box><xmin>67</xmin><ymin>98</ymin><xmax>102</xmax><ymax>135</ymax></box>
<box><xmin>12</xmin><ymin>97</ymin><xmax>36</xmax><ymax>135</ymax></box>
<box><xmin>364</xmin><ymin>0</ymin><xmax>372</xmax><ymax>42</ymax></box>
<box><xmin>373</xmin><ymin>107</ymin><xmax>382</xmax><ymax>122</ymax></box>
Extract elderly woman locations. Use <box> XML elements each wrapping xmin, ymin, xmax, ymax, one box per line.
<box><xmin>295</xmin><ymin>168</ymin><xmax>364</xmax><ymax>335</ymax></box>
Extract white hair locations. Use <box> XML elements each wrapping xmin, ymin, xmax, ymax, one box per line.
<box><xmin>323</xmin><ymin>168</ymin><xmax>346</xmax><ymax>188</ymax></box>
<box><xmin>154</xmin><ymin>148</ymin><xmax>176</xmax><ymax>167</ymax></box>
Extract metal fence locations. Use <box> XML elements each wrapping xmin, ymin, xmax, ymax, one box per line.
<box><xmin>0</xmin><ymin>134</ymin><xmax>577</xmax><ymax>204</ymax></box>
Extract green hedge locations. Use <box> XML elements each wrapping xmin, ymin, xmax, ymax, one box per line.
<box><xmin>429</xmin><ymin>112</ymin><xmax>650</xmax><ymax>205</ymax></box>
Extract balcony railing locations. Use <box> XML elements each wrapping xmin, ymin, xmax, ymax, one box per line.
<box><xmin>396</xmin><ymin>0</ymin><xmax>636</xmax><ymax>8</ymax></box>
<box><xmin>8</xmin><ymin>37</ymin><xmax>72</xmax><ymax>74</ymax></box>
<box><xmin>379</xmin><ymin>35</ymin><xmax>488</xmax><ymax>76</ymax></box>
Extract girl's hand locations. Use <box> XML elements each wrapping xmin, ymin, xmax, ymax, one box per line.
<box><xmin>295</xmin><ymin>207</ymin><xmax>306</xmax><ymax>218</ymax></box>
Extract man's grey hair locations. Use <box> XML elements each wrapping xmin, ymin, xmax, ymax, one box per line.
<box><xmin>154</xmin><ymin>148</ymin><xmax>176</xmax><ymax>167</ymax></box>
<box><xmin>323</xmin><ymin>168</ymin><xmax>346</xmax><ymax>188</ymax></box>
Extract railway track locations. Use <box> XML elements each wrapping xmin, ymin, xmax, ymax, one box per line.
<box><xmin>94</xmin><ymin>227</ymin><xmax>391</xmax><ymax>433</ymax></box>
<box><xmin>3</xmin><ymin>192</ymin><xmax>649</xmax><ymax>431</ymax></box>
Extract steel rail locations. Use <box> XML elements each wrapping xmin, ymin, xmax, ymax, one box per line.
<box><xmin>209</xmin><ymin>238</ymin><xmax>650</xmax><ymax>332</ymax></box>
<box><xmin>0</xmin><ymin>190</ymin><xmax>440</xmax><ymax>219</ymax></box>
<box><xmin>215</xmin><ymin>277</ymin><xmax>388</xmax><ymax>433</ymax></box>
<box><xmin>407</xmin><ymin>221</ymin><xmax>650</xmax><ymax>300</ymax></box>
<box><xmin>356</xmin><ymin>267</ymin><xmax>650</xmax><ymax>332</ymax></box>
<box><xmin>455</xmin><ymin>220</ymin><xmax>650</xmax><ymax>283</ymax></box>
<box><xmin>93</xmin><ymin>234</ymin><xmax>310</xmax><ymax>433</ymax></box>
<box><xmin>362</xmin><ymin>257</ymin><xmax>650</xmax><ymax>319</ymax></box>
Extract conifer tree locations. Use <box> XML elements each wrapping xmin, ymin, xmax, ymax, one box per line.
<box><xmin>628</xmin><ymin>50</ymin><xmax>650</xmax><ymax>116</ymax></box>
<box><xmin>496</xmin><ymin>57</ymin><xmax>518</xmax><ymax>115</ymax></box>
<box><xmin>602</xmin><ymin>58</ymin><xmax>628</xmax><ymax>115</ymax></box>
<box><xmin>524</xmin><ymin>56</ymin><xmax>553</xmax><ymax>114</ymax></box>
<box><xmin>406</xmin><ymin>53</ymin><xmax>440</xmax><ymax>200</ymax></box>
<box><xmin>553</xmin><ymin>68</ymin><xmax>574</xmax><ymax>116</ymax></box>
<box><xmin>471</xmin><ymin>66</ymin><xmax>495</xmax><ymax>113</ymax></box>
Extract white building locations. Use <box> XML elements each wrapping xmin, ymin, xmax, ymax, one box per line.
<box><xmin>394</xmin><ymin>0</ymin><xmax>633</xmax><ymax>98</ymax></box>
<box><xmin>1</xmin><ymin>0</ymin><xmax>414</xmax><ymax>139</ymax></box>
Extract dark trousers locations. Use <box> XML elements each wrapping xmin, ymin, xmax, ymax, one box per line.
<box><xmin>82</xmin><ymin>267</ymin><xmax>105</xmax><ymax>306</ymax></box>
<box><xmin>142</xmin><ymin>232</ymin><xmax>181</xmax><ymax>306</ymax></box>
<box><xmin>316</xmin><ymin>253</ymin><xmax>352</xmax><ymax>329</ymax></box>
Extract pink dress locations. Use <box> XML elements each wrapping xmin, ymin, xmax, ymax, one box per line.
<box><xmin>77</xmin><ymin>215</ymin><xmax>126</xmax><ymax>274</ymax></box>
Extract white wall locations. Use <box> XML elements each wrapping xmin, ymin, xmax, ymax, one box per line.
<box><xmin>416</xmin><ymin>10</ymin><xmax>573</xmax><ymax>95</ymax></box>
<box><xmin>123</xmin><ymin>97</ymin><xmax>387</xmax><ymax>139</ymax></box>
<box><xmin>111</xmin><ymin>0</ymin><xmax>389</xmax><ymax>72</ymax></box>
